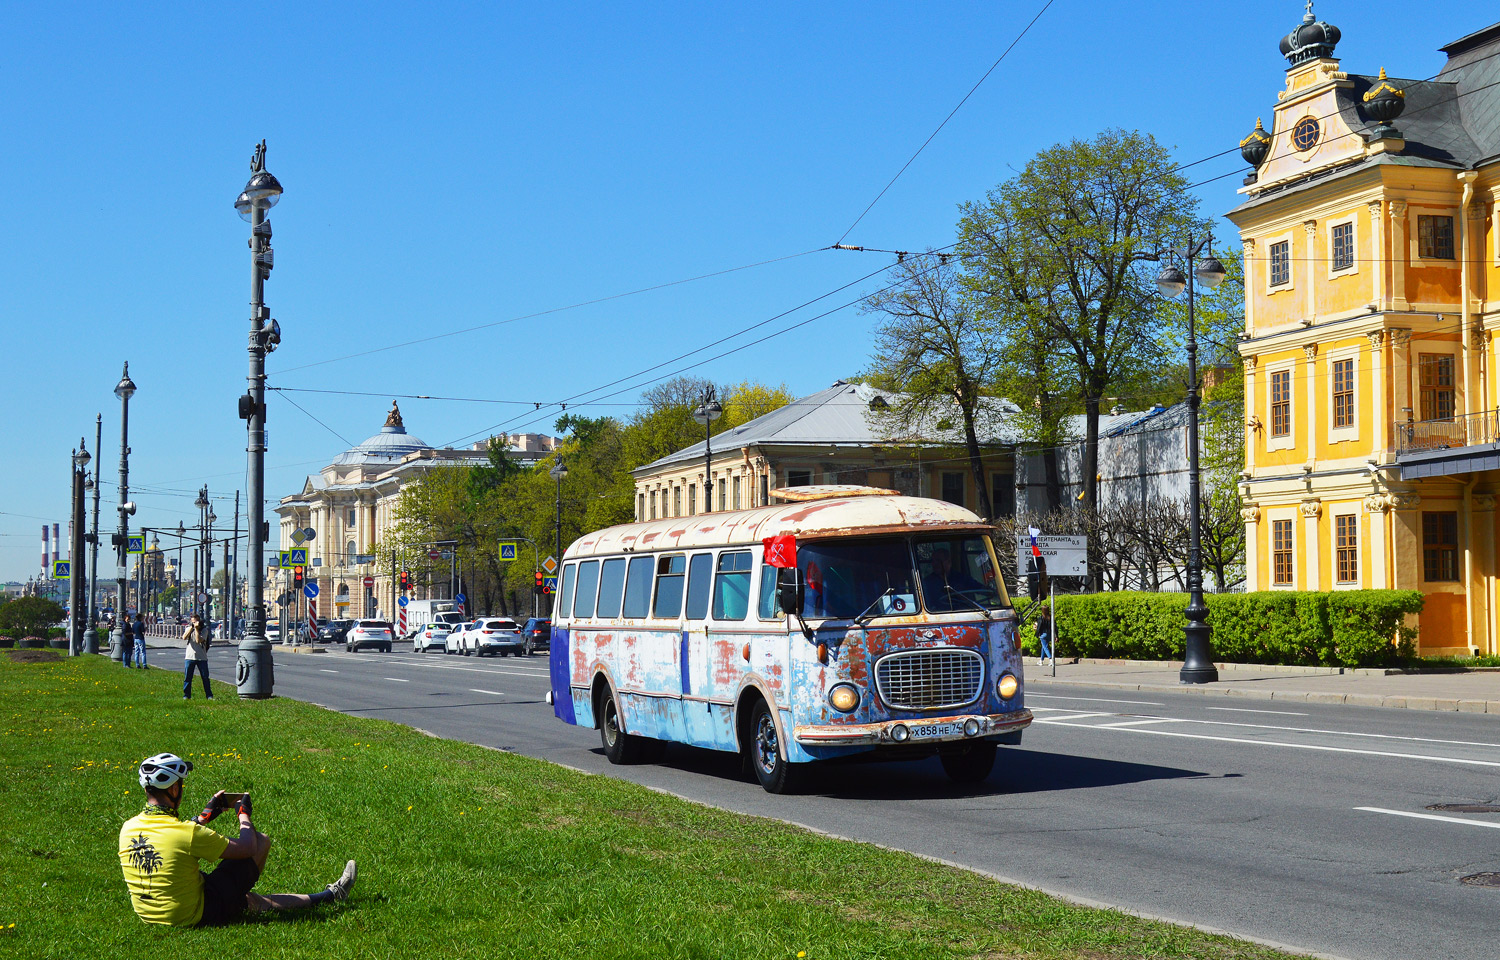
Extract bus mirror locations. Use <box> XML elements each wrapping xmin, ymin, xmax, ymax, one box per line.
<box><xmin>776</xmin><ymin>567</ymin><xmax>804</xmax><ymax>616</ymax></box>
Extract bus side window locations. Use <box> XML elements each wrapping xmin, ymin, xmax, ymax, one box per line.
<box><xmin>756</xmin><ymin>562</ymin><xmax>782</xmax><ymax>620</ymax></box>
<box><xmin>573</xmin><ymin>560</ymin><xmax>600</xmax><ymax>619</ymax></box>
<box><xmin>713</xmin><ymin>550</ymin><xmax>753</xmax><ymax>621</ymax></box>
<box><xmin>653</xmin><ymin>555</ymin><xmax>686</xmax><ymax>619</ymax></box>
<box><xmin>685</xmin><ymin>553</ymin><xmax>713</xmax><ymax>620</ymax></box>
<box><xmin>596</xmin><ymin>558</ymin><xmax>627</xmax><ymax>619</ymax></box>
<box><xmin>622</xmin><ymin>556</ymin><xmax>654</xmax><ymax>619</ymax></box>
<box><xmin>558</xmin><ymin>563</ymin><xmax>576</xmax><ymax>621</ymax></box>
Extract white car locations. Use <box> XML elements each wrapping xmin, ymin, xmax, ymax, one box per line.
<box><xmin>414</xmin><ymin>622</ymin><xmax>451</xmax><ymax>653</ymax></box>
<box><xmin>468</xmin><ymin>618</ymin><xmax>522</xmax><ymax>657</ymax></box>
<box><xmin>445</xmin><ymin>621</ymin><xmax>475</xmax><ymax>655</ymax></box>
<box><xmin>346</xmin><ymin>620</ymin><xmax>394</xmax><ymax>653</ymax></box>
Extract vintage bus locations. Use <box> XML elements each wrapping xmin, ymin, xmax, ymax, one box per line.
<box><xmin>545</xmin><ymin>485</ymin><xmax>1031</xmax><ymax>792</ymax></box>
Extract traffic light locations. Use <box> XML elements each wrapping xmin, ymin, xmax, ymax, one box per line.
<box><xmin>1026</xmin><ymin>556</ymin><xmax>1049</xmax><ymax>600</ymax></box>
<box><xmin>534</xmin><ymin>570</ymin><xmax>543</xmax><ymax>590</ymax></box>
<box><xmin>399</xmin><ymin>571</ymin><xmax>411</xmax><ymax>591</ymax></box>
<box><xmin>293</xmin><ymin>566</ymin><xmax>304</xmax><ymax>587</ymax></box>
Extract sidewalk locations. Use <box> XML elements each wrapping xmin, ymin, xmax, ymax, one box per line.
<box><xmin>1024</xmin><ymin>658</ymin><xmax>1500</xmax><ymax>715</ymax></box>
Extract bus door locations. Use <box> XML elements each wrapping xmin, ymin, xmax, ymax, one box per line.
<box><xmin>679</xmin><ymin>552</ymin><xmax>721</xmax><ymax>748</ymax></box>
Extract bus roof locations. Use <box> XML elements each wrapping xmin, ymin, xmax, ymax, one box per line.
<box><xmin>566</xmin><ymin>490</ymin><xmax>991</xmax><ymax>560</ymax></box>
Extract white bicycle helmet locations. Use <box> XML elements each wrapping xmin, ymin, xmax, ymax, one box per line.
<box><xmin>138</xmin><ymin>753</ymin><xmax>193</xmax><ymax>790</ymax></box>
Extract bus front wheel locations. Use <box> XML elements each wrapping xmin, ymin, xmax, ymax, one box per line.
<box><xmin>748</xmin><ymin>700</ymin><xmax>801</xmax><ymax>794</ymax></box>
<box><xmin>939</xmin><ymin>741</ymin><xmax>997</xmax><ymax>783</ymax></box>
<box><xmin>599</xmin><ymin>686</ymin><xmax>644</xmax><ymax>764</ymax></box>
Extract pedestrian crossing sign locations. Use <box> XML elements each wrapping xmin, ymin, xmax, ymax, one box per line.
<box><xmin>53</xmin><ymin>560</ymin><xmax>70</xmax><ymax>579</ymax></box>
<box><xmin>279</xmin><ymin>548</ymin><xmax>308</xmax><ymax>567</ymax></box>
<box><xmin>126</xmin><ymin>535</ymin><xmax>144</xmax><ymax>554</ymax></box>
<box><xmin>498</xmin><ymin>541</ymin><xmax>518</xmax><ymax>562</ymax></box>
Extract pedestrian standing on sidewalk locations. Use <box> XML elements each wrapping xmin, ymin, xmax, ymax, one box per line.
<box><xmin>182</xmin><ymin>614</ymin><xmax>212</xmax><ymax>700</ymax></box>
<box><xmin>132</xmin><ymin>613</ymin><xmax>149</xmax><ymax>669</ymax></box>
<box><xmin>120</xmin><ymin>615</ymin><xmax>135</xmax><ymax>667</ymax></box>
<box><xmin>1036</xmin><ymin>603</ymin><xmax>1053</xmax><ymax>663</ymax></box>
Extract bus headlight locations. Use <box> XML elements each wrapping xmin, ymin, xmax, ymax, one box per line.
<box><xmin>827</xmin><ymin>683</ymin><xmax>860</xmax><ymax>713</ymax></box>
<box><xmin>997</xmin><ymin>673</ymin><xmax>1019</xmax><ymax>700</ymax></box>
<box><xmin>890</xmin><ymin>723</ymin><xmax>910</xmax><ymax>742</ymax></box>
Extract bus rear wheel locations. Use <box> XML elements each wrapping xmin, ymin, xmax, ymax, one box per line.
<box><xmin>599</xmin><ymin>686</ymin><xmax>644</xmax><ymax>764</ymax></box>
<box><xmin>747</xmin><ymin>700</ymin><xmax>802</xmax><ymax>794</ymax></box>
<box><xmin>939</xmin><ymin>742</ymin><xmax>997</xmax><ymax>783</ymax></box>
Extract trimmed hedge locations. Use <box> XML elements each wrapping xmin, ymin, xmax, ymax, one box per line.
<box><xmin>1015</xmin><ymin>590</ymin><xmax>1422</xmax><ymax>668</ymax></box>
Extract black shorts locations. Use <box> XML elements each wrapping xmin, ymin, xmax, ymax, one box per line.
<box><xmin>197</xmin><ymin>857</ymin><xmax>261</xmax><ymax>927</ymax></box>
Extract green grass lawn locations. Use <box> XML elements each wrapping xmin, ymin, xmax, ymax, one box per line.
<box><xmin>0</xmin><ymin>651</ymin><xmax>1298</xmax><ymax>960</ymax></box>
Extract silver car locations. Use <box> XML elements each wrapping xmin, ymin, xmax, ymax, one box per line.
<box><xmin>414</xmin><ymin>622</ymin><xmax>451</xmax><ymax>653</ymax></box>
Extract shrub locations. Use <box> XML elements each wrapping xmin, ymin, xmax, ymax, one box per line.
<box><xmin>1021</xmin><ymin>589</ymin><xmax>1424</xmax><ymax>668</ymax></box>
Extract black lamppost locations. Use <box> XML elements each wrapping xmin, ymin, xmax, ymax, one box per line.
<box><xmin>195</xmin><ymin>487</ymin><xmax>209</xmax><ymax>619</ymax></box>
<box><xmin>693</xmin><ymin>387</ymin><xmax>723</xmax><ymax>513</ymax></box>
<box><xmin>1156</xmin><ymin>236</ymin><xmax>1227</xmax><ymax>685</ymax></box>
<box><xmin>69</xmin><ymin>441</ymin><xmax>91</xmax><ymax>656</ymax></box>
<box><xmin>176</xmin><ymin>521</ymin><xmax>186</xmax><ymax>619</ymax></box>
<box><xmin>549</xmin><ymin>460</ymin><xmax>568</xmax><ymax>561</ymax></box>
<box><xmin>235</xmin><ymin>140</ymin><xmax>282</xmax><ymax>699</ymax></box>
<box><xmin>109</xmin><ymin>363</ymin><xmax>137</xmax><ymax>662</ymax></box>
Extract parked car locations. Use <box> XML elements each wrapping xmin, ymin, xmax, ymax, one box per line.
<box><xmin>444</xmin><ymin>621</ymin><xmax>474</xmax><ymax>655</ymax></box>
<box><xmin>467</xmin><ymin>617</ymin><xmax>523</xmax><ymax>657</ymax></box>
<box><xmin>265</xmin><ymin>621</ymin><xmax>282</xmax><ymax>643</ymax></box>
<box><xmin>414</xmin><ymin>622</ymin><xmax>450</xmax><ymax>653</ymax></box>
<box><xmin>519</xmin><ymin>618</ymin><xmax>551</xmax><ymax>655</ymax></box>
<box><xmin>346</xmin><ymin>620</ymin><xmax>394</xmax><ymax>653</ymax></box>
<box><xmin>317</xmin><ymin>619</ymin><xmax>352</xmax><ymax>644</ymax></box>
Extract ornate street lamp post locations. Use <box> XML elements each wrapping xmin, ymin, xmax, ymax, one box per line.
<box><xmin>235</xmin><ymin>141</ymin><xmax>282</xmax><ymax>699</ymax></box>
<box><xmin>109</xmin><ymin>363</ymin><xmax>137</xmax><ymax>662</ymax></box>
<box><xmin>693</xmin><ymin>387</ymin><xmax>723</xmax><ymax>513</ymax></box>
<box><xmin>69</xmin><ymin>441</ymin><xmax>91</xmax><ymax>656</ymax></box>
<box><xmin>1155</xmin><ymin>236</ymin><xmax>1227</xmax><ymax>684</ymax></box>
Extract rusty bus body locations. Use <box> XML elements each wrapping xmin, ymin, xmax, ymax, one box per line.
<box><xmin>546</xmin><ymin>486</ymin><xmax>1032</xmax><ymax>792</ymax></box>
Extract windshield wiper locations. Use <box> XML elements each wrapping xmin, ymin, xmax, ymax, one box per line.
<box><xmin>942</xmin><ymin>585</ymin><xmax>993</xmax><ymax>621</ymax></box>
<box><xmin>852</xmin><ymin>588</ymin><xmax>896</xmax><ymax>626</ymax></box>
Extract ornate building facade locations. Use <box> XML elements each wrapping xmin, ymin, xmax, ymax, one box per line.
<box><xmin>1231</xmin><ymin>10</ymin><xmax>1500</xmax><ymax>654</ymax></box>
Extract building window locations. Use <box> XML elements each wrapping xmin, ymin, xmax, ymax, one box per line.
<box><xmin>786</xmin><ymin>469</ymin><xmax>812</xmax><ymax>487</ymax></box>
<box><xmin>1332</xmin><ymin>222</ymin><xmax>1354</xmax><ymax>271</ymax></box>
<box><xmin>649</xmin><ymin>490</ymin><xmax>657</xmax><ymax>520</ymax></box>
<box><xmin>1272</xmin><ymin>519</ymin><xmax>1293</xmax><ymax>585</ymax></box>
<box><xmin>1270</xmin><ymin>240</ymin><xmax>1290</xmax><ymax>286</ymax></box>
<box><xmin>1422</xmin><ymin>512</ymin><xmax>1459</xmax><ymax>582</ymax></box>
<box><xmin>673</xmin><ymin>486</ymin><xmax>681</xmax><ymax>518</ymax></box>
<box><xmin>940</xmin><ymin>471</ymin><xmax>965</xmax><ymax>508</ymax></box>
<box><xmin>1418</xmin><ymin>215</ymin><xmax>1454</xmax><ymax>260</ymax></box>
<box><xmin>637</xmin><ymin>493</ymin><xmax>644</xmax><ymax>521</ymax></box>
<box><xmin>760</xmin><ymin>474</ymin><xmax>769</xmax><ymax>506</ymax></box>
<box><xmin>687</xmin><ymin>484</ymin><xmax>696</xmax><ymax>516</ymax></box>
<box><xmin>1270</xmin><ymin>370</ymin><xmax>1291</xmax><ymax>437</ymax></box>
<box><xmin>1332</xmin><ymin>359</ymin><xmax>1355</xmax><ymax>428</ymax></box>
<box><xmin>991</xmin><ymin>473</ymin><xmax>1015</xmax><ymax>519</ymax></box>
<box><xmin>347</xmin><ymin>509</ymin><xmax>356</xmax><ymax>526</ymax></box>
<box><xmin>344</xmin><ymin>541</ymin><xmax>355</xmax><ymax>568</ymax></box>
<box><xmin>1418</xmin><ymin>354</ymin><xmax>1455</xmax><ymax>421</ymax></box>
<box><xmin>733</xmin><ymin>476</ymin><xmax>742</xmax><ymax>510</ymax></box>
<box><xmin>1335</xmin><ymin>515</ymin><xmax>1358</xmax><ymax>583</ymax></box>
<box><xmin>717</xmin><ymin>478</ymin><xmax>726</xmax><ymax>511</ymax></box>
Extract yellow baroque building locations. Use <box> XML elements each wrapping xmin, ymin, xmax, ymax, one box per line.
<box><xmin>1229</xmin><ymin>11</ymin><xmax>1500</xmax><ymax>655</ymax></box>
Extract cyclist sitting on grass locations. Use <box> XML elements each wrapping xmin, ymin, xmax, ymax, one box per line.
<box><xmin>118</xmin><ymin>752</ymin><xmax>357</xmax><ymax>926</ymax></box>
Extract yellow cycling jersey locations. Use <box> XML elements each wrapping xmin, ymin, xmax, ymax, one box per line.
<box><xmin>118</xmin><ymin>806</ymin><xmax>230</xmax><ymax>926</ymax></box>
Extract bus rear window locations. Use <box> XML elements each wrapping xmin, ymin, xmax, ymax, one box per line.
<box><xmin>573</xmin><ymin>560</ymin><xmax>600</xmax><ymax>618</ymax></box>
<box><xmin>713</xmin><ymin>550</ymin><xmax>753</xmax><ymax>621</ymax></box>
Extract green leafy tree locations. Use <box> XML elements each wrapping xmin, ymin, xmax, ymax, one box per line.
<box><xmin>0</xmin><ymin>596</ymin><xmax>65</xmax><ymax>637</ymax></box>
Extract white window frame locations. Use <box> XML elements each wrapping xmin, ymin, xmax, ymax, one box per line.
<box><xmin>1327</xmin><ymin>346</ymin><xmax>1360</xmax><ymax>444</ymax></box>
<box><xmin>1325</xmin><ymin>217</ymin><xmax>1358</xmax><ymax>279</ymax></box>
<box><xmin>1266</xmin><ymin>360</ymin><xmax>1296</xmax><ymax>452</ymax></box>
<box><xmin>1264</xmin><ymin>230</ymin><xmax>1296</xmax><ymax>294</ymax></box>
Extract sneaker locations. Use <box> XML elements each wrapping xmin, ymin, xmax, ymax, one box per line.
<box><xmin>326</xmin><ymin>860</ymin><xmax>357</xmax><ymax>902</ymax></box>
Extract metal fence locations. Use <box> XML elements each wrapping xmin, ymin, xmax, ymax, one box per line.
<box><xmin>1397</xmin><ymin>410</ymin><xmax>1500</xmax><ymax>455</ymax></box>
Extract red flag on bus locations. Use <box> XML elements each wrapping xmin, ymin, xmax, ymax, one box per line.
<box><xmin>762</xmin><ymin>534</ymin><xmax>797</xmax><ymax>568</ymax></box>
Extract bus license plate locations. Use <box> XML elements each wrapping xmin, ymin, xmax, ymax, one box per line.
<box><xmin>910</xmin><ymin>722</ymin><xmax>962</xmax><ymax>739</ymax></box>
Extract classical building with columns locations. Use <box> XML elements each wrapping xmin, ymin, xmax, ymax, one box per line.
<box><xmin>1230</xmin><ymin>10</ymin><xmax>1500</xmax><ymax>654</ymax></box>
<box><xmin>275</xmin><ymin>403</ymin><xmax>556</xmax><ymax>621</ymax></box>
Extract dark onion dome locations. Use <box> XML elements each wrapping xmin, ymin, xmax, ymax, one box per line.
<box><xmin>1240</xmin><ymin>118</ymin><xmax>1272</xmax><ymax>167</ymax></box>
<box><xmin>1279</xmin><ymin>1</ymin><xmax>1341</xmax><ymax>66</ymax></box>
<box><xmin>1363</xmin><ymin>67</ymin><xmax>1406</xmax><ymax>138</ymax></box>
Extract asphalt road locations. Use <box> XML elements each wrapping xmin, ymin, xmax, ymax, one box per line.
<box><xmin>197</xmin><ymin>641</ymin><xmax>1500</xmax><ymax>960</ymax></box>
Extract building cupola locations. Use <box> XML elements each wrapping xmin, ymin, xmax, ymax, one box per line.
<box><xmin>1279</xmin><ymin>1</ymin><xmax>1341</xmax><ymax>66</ymax></box>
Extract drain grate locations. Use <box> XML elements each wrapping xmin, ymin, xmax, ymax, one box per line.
<box><xmin>1427</xmin><ymin>803</ymin><xmax>1500</xmax><ymax>814</ymax></box>
<box><xmin>1460</xmin><ymin>872</ymin><xmax>1500</xmax><ymax>887</ymax></box>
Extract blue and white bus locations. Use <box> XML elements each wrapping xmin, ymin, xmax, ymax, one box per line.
<box><xmin>546</xmin><ymin>485</ymin><xmax>1031</xmax><ymax>792</ymax></box>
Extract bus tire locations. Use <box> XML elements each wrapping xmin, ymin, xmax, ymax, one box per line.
<box><xmin>939</xmin><ymin>742</ymin><xmax>997</xmax><ymax>783</ymax></box>
<box><xmin>599</xmin><ymin>685</ymin><xmax>644</xmax><ymax>765</ymax></box>
<box><xmin>747</xmin><ymin>700</ymin><xmax>801</xmax><ymax>794</ymax></box>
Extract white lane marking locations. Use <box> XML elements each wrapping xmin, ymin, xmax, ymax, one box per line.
<box><xmin>1032</xmin><ymin>712</ymin><xmax>1113</xmax><ymax>724</ymax></box>
<box><xmin>1356</xmin><ymin>807</ymin><xmax>1500</xmax><ymax>830</ymax></box>
<box><xmin>1161</xmin><ymin>716</ymin><xmax>1500</xmax><ymax>750</ymax></box>
<box><xmin>1086</xmin><ymin>724</ymin><xmax>1500</xmax><ymax>769</ymax></box>
<box><xmin>385</xmin><ymin>678</ymin><xmax>409</xmax><ymax>683</ymax></box>
<box><xmin>319</xmin><ymin>669</ymin><xmax>338</xmax><ymax>674</ymax></box>
<box><xmin>1097</xmin><ymin>718</ymin><xmax>1184</xmax><ymax>728</ymax></box>
<box><xmin>470</xmin><ymin>689</ymin><xmax>504</xmax><ymax>696</ymax></box>
<box><xmin>1029</xmin><ymin>694</ymin><xmax>1165</xmax><ymax>706</ymax></box>
<box><xmin>1205</xmin><ymin>707</ymin><xmax>1309</xmax><ymax>716</ymax></box>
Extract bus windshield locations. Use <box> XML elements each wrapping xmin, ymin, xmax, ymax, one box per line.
<box><xmin>797</xmin><ymin>538</ymin><xmax>917</xmax><ymax>620</ymax></box>
<box><xmin>914</xmin><ymin>534</ymin><xmax>1009</xmax><ymax>612</ymax></box>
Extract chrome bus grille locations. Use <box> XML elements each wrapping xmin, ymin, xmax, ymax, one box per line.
<box><xmin>874</xmin><ymin>648</ymin><xmax>984</xmax><ymax>710</ymax></box>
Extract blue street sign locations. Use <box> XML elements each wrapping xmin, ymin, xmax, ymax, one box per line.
<box><xmin>126</xmin><ymin>535</ymin><xmax>144</xmax><ymax>554</ymax></box>
<box><xmin>498</xmin><ymin>542</ymin><xmax>518</xmax><ymax>562</ymax></box>
<box><xmin>268</xmin><ymin>555</ymin><xmax>281</xmax><ymax>568</ymax></box>
<box><xmin>542</xmin><ymin>575</ymin><xmax>557</xmax><ymax>595</ymax></box>
<box><xmin>304</xmin><ymin>581</ymin><xmax>319</xmax><ymax>599</ymax></box>
<box><xmin>455</xmin><ymin>592</ymin><xmax>466</xmax><ymax>603</ymax></box>
<box><xmin>398</xmin><ymin>596</ymin><xmax>409</xmax><ymax>607</ymax></box>
<box><xmin>289</xmin><ymin>548</ymin><xmax>308</xmax><ymax>565</ymax></box>
<box><xmin>53</xmin><ymin>560</ymin><xmax>70</xmax><ymax>579</ymax></box>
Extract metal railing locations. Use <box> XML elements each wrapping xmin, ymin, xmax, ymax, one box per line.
<box><xmin>1396</xmin><ymin>409</ymin><xmax>1500</xmax><ymax>455</ymax></box>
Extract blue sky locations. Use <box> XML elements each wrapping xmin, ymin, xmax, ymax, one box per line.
<box><xmin>0</xmin><ymin>1</ymin><xmax>1484</xmax><ymax>583</ymax></box>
